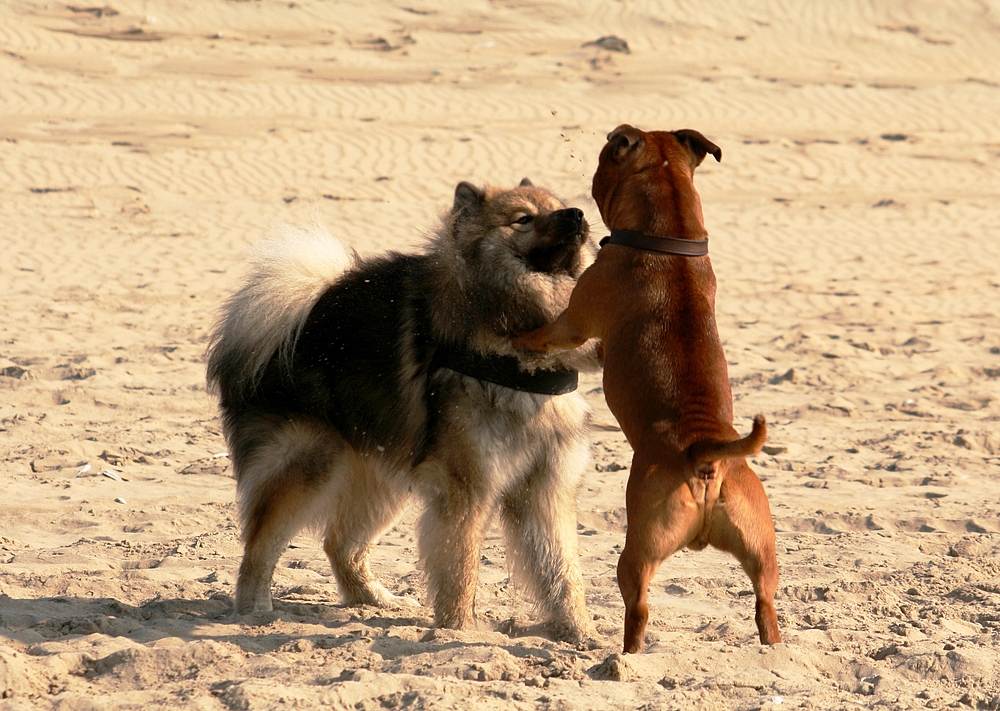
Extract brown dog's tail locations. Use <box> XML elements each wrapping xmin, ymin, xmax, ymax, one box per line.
<box><xmin>687</xmin><ymin>415</ymin><xmax>766</xmax><ymax>474</ymax></box>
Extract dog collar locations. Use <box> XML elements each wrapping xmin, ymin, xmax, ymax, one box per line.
<box><xmin>600</xmin><ymin>229</ymin><xmax>708</xmax><ymax>256</ymax></box>
<box><xmin>430</xmin><ymin>344</ymin><xmax>578</xmax><ymax>395</ymax></box>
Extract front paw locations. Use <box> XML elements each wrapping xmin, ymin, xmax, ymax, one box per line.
<box><xmin>550</xmin><ymin>621</ymin><xmax>602</xmax><ymax>650</ymax></box>
<box><xmin>512</xmin><ymin>331</ymin><xmax>550</xmax><ymax>353</ymax></box>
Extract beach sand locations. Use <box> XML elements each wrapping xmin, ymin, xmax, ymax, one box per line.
<box><xmin>2</xmin><ymin>1</ymin><xmax>999</xmax><ymax>708</ymax></box>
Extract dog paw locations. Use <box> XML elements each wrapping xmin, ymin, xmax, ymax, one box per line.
<box><xmin>550</xmin><ymin>621</ymin><xmax>601</xmax><ymax>649</ymax></box>
<box><xmin>232</xmin><ymin>607</ymin><xmax>283</xmax><ymax>626</ymax></box>
<box><xmin>373</xmin><ymin>583</ymin><xmax>423</xmax><ymax>609</ymax></box>
<box><xmin>385</xmin><ymin>593</ymin><xmax>422</xmax><ymax>609</ymax></box>
<box><xmin>511</xmin><ymin>334</ymin><xmax>548</xmax><ymax>353</ymax></box>
<box><xmin>499</xmin><ymin>617</ymin><xmax>601</xmax><ymax>648</ymax></box>
<box><xmin>346</xmin><ymin>583</ymin><xmax>422</xmax><ymax>609</ymax></box>
<box><xmin>233</xmin><ymin>596</ymin><xmax>273</xmax><ymax>616</ymax></box>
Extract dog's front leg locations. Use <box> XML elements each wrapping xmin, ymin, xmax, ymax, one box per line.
<box><xmin>499</xmin><ymin>437</ymin><xmax>594</xmax><ymax>644</ymax></box>
<box><xmin>417</xmin><ymin>476</ymin><xmax>495</xmax><ymax>629</ymax></box>
<box><xmin>512</xmin><ymin>309</ymin><xmax>588</xmax><ymax>353</ymax></box>
<box><xmin>513</xmin><ymin>268</ymin><xmax>603</xmax><ymax>353</ymax></box>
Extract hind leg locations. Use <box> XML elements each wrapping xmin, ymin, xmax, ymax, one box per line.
<box><xmin>618</xmin><ymin>526</ymin><xmax>695</xmax><ymax>653</ymax></box>
<box><xmin>236</xmin><ymin>489</ymin><xmax>313</xmax><ymax>614</ymax></box>
<box><xmin>499</xmin><ymin>439</ymin><xmax>592</xmax><ymax>642</ymax></box>
<box><xmin>323</xmin><ymin>454</ymin><xmax>415</xmax><ymax>608</ymax></box>
<box><xmin>708</xmin><ymin>465</ymin><xmax>781</xmax><ymax>644</ymax></box>
<box><xmin>232</xmin><ymin>419</ymin><xmax>336</xmax><ymax>615</ymax></box>
<box><xmin>618</xmin><ymin>460</ymin><xmax>700</xmax><ymax>653</ymax></box>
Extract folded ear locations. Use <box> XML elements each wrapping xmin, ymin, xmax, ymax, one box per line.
<box><xmin>454</xmin><ymin>181</ymin><xmax>486</xmax><ymax>212</ymax></box>
<box><xmin>671</xmin><ymin>129</ymin><xmax>722</xmax><ymax>168</ymax></box>
<box><xmin>606</xmin><ymin>124</ymin><xmax>645</xmax><ymax>161</ymax></box>
<box><xmin>519</xmin><ymin>177</ymin><xmax>534</xmax><ymax>187</ymax></box>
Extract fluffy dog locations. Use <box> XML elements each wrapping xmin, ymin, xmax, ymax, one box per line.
<box><xmin>206</xmin><ymin>179</ymin><xmax>599</xmax><ymax>641</ymax></box>
<box><xmin>514</xmin><ymin>126</ymin><xmax>781</xmax><ymax>652</ymax></box>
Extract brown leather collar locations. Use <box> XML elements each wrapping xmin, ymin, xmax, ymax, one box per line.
<box><xmin>599</xmin><ymin>229</ymin><xmax>708</xmax><ymax>256</ymax></box>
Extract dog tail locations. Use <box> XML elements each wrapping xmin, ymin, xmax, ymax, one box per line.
<box><xmin>687</xmin><ymin>415</ymin><xmax>767</xmax><ymax>472</ymax></box>
<box><xmin>206</xmin><ymin>223</ymin><xmax>355</xmax><ymax>402</ymax></box>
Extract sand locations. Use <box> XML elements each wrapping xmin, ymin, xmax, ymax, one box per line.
<box><xmin>2</xmin><ymin>0</ymin><xmax>999</xmax><ymax>708</ymax></box>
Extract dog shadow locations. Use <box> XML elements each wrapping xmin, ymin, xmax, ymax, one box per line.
<box><xmin>0</xmin><ymin>593</ymin><xmax>616</xmax><ymax>683</ymax></box>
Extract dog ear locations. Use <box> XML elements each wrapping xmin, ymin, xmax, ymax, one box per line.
<box><xmin>454</xmin><ymin>181</ymin><xmax>486</xmax><ymax>212</ymax></box>
<box><xmin>606</xmin><ymin>124</ymin><xmax>644</xmax><ymax>160</ymax></box>
<box><xmin>671</xmin><ymin>129</ymin><xmax>722</xmax><ymax>168</ymax></box>
<box><xmin>519</xmin><ymin>177</ymin><xmax>533</xmax><ymax>187</ymax></box>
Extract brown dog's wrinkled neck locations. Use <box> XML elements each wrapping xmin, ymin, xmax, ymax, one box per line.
<box><xmin>593</xmin><ymin>125</ymin><xmax>720</xmax><ymax>241</ymax></box>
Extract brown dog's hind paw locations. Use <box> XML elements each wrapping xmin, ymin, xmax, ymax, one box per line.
<box><xmin>756</xmin><ymin>601</ymin><xmax>782</xmax><ymax>645</ymax></box>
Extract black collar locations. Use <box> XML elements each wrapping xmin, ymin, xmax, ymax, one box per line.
<box><xmin>600</xmin><ymin>229</ymin><xmax>708</xmax><ymax>256</ymax></box>
<box><xmin>430</xmin><ymin>343</ymin><xmax>578</xmax><ymax>395</ymax></box>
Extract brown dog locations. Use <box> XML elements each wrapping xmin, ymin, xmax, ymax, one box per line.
<box><xmin>513</xmin><ymin>125</ymin><xmax>781</xmax><ymax>652</ymax></box>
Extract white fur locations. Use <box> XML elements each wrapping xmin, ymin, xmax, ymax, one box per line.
<box><xmin>209</xmin><ymin>223</ymin><xmax>355</xmax><ymax>393</ymax></box>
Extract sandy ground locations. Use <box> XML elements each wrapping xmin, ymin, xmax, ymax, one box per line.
<box><xmin>2</xmin><ymin>1</ymin><xmax>1000</xmax><ymax>708</ymax></box>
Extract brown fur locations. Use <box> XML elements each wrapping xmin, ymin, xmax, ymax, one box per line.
<box><xmin>513</xmin><ymin>125</ymin><xmax>781</xmax><ymax>652</ymax></box>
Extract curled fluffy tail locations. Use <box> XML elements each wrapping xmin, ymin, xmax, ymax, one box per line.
<box><xmin>206</xmin><ymin>223</ymin><xmax>355</xmax><ymax>402</ymax></box>
<box><xmin>688</xmin><ymin>415</ymin><xmax>767</xmax><ymax>467</ymax></box>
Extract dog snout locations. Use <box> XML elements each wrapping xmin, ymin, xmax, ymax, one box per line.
<box><xmin>552</xmin><ymin>207</ymin><xmax>585</xmax><ymax>232</ymax></box>
<box><xmin>523</xmin><ymin>207</ymin><xmax>589</xmax><ymax>274</ymax></box>
<box><xmin>539</xmin><ymin>207</ymin><xmax>588</xmax><ymax>246</ymax></box>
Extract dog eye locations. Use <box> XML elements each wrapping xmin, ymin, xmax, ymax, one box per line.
<box><xmin>513</xmin><ymin>215</ymin><xmax>533</xmax><ymax>225</ymax></box>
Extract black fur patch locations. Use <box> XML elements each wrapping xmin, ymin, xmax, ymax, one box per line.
<box><xmin>225</xmin><ymin>254</ymin><xmax>434</xmax><ymax>463</ymax></box>
<box><xmin>218</xmin><ymin>245</ymin><xmax>584</xmax><ymax>474</ymax></box>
